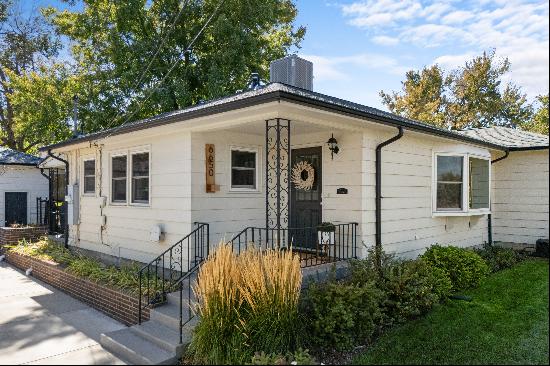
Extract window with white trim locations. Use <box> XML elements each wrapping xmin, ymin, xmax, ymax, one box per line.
<box><xmin>112</xmin><ymin>155</ymin><xmax>127</xmax><ymax>203</ymax></box>
<box><xmin>469</xmin><ymin>157</ymin><xmax>490</xmax><ymax>210</ymax></box>
<box><xmin>83</xmin><ymin>159</ymin><xmax>96</xmax><ymax>194</ymax></box>
<box><xmin>231</xmin><ymin>148</ymin><xmax>257</xmax><ymax>190</ymax></box>
<box><xmin>436</xmin><ymin>155</ymin><xmax>464</xmax><ymax>211</ymax></box>
<box><xmin>434</xmin><ymin>153</ymin><xmax>491</xmax><ymax>215</ymax></box>
<box><xmin>131</xmin><ymin>152</ymin><xmax>149</xmax><ymax>204</ymax></box>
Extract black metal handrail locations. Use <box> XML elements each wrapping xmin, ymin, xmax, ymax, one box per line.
<box><xmin>138</xmin><ymin>222</ymin><xmax>209</xmax><ymax>341</ymax></box>
<box><xmin>230</xmin><ymin>223</ymin><xmax>358</xmax><ymax>267</ymax></box>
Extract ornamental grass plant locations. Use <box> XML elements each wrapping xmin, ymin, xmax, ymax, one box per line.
<box><xmin>189</xmin><ymin>242</ymin><xmax>302</xmax><ymax>365</ymax></box>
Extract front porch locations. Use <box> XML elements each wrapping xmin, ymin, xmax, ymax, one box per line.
<box><xmin>189</xmin><ymin>112</ymin><xmax>365</xmax><ymax>266</ymax></box>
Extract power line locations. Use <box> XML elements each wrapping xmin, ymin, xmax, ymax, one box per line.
<box><xmin>95</xmin><ymin>0</ymin><xmax>226</xmax><ymax>143</ymax></box>
<box><xmin>102</xmin><ymin>0</ymin><xmax>191</xmax><ymax>130</ymax></box>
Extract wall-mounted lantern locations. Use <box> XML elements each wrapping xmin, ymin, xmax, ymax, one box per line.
<box><xmin>327</xmin><ymin>133</ymin><xmax>339</xmax><ymax>160</ymax></box>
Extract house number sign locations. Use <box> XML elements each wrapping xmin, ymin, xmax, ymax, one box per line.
<box><xmin>205</xmin><ymin>144</ymin><xmax>219</xmax><ymax>193</ymax></box>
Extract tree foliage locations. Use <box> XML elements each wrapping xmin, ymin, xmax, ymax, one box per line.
<box><xmin>521</xmin><ymin>95</ymin><xmax>549</xmax><ymax>135</ymax></box>
<box><xmin>0</xmin><ymin>0</ymin><xmax>72</xmax><ymax>152</ymax></box>
<box><xmin>45</xmin><ymin>0</ymin><xmax>305</xmax><ymax>132</ymax></box>
<box><xmin>381</xmin><ymin>51</ymin><xmax>535</xmax><ymax>131</ymax></box>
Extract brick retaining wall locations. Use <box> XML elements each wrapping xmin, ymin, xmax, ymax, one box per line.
<box><xmin>4</xmin><ymin>251</ymin><xmax>149</xmax><ymax>326</ymax></box>
<box><xmin>0</xmin><ymin>226</ymin><xmax>47</xmax><ymax>247</ymax></box>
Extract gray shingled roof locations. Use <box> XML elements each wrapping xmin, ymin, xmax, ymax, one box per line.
<box><xmin>459</xmin><ymin>127</ymin><xmax>549</xmax><ymax>149</ymax></box>
<box><xmin>0</xmin><ymin>147</ymin><xmax>42</xmax><ymax>166</ymax></box>
<box><xmin>41</xmin><ymin>82</ymin><xmax>543</xmax><ymax>152</ymax></box>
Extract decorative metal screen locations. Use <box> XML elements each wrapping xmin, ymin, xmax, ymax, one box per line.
<box><xmin>265</xmin><ymin>118</ymin><xmax>291</xmax><ymax>244</ymax></box>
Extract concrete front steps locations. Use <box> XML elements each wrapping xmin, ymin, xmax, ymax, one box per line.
<box><xmin>100</xmin><ymin>291</ymin><xmax>197</xmax><ymax>365</ymax></box>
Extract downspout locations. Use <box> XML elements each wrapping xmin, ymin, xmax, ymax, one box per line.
<box><xmin>488</xmin><ymin>149</ymin><xmax>510</xmax><ymax>245</ymax></box>
<box><xmin>375</xmin><ymin>127</ymin><xmax>404</xmax><ymax>264</ymax></box>
<box><xmin>47</xmin><ymin>150</ymin><xmax>70</xmax><ymax>249</ymax></box>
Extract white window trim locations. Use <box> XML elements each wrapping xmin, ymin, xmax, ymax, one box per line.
<box><xmin>229</xmin><ymin>145</ymin><xmax>261</xmax><ymax>193</ymax></box>
<box><xmin>81</xmin><ymin>156</ymin><xmax>96</xmax><ymax>196</ymax></box>
<box><xmin>467</xmin><ymin>154</ymin><xmax>491</xmax><ymax>215</ymax></box>
<box><xmin>432</xmin><ymin>152</ymin><xmax>491</xmax><ymax>217</ymax></box>
<box><xmin>129</xmin><ymin>148</ymin><xmax>151</xmax><ymax>206</ymax></box>
<box><xmin>109</xmin><ymin>151</ymin><xmax>128</xmax><ymax>205</ymax></box>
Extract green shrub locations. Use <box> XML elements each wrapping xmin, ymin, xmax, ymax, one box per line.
<box><xmin>248</xmin><ymin>349</ymin><xmax>317</xmax><ymax>365</ymax></box>
<box><xmin>301</xmin><ymin>280</ymin><xmax>383</xmax><ymax>352</ymax></box>
<box><xmin>349</xmin><ymin>248</ymin><xmax>452</xmax><ymax>327</ymax></box>
<box><xmin>474</xmin><ymin>243</ymin><xmax>525</xmax><ymax>272</ymax></box>
<box><xmin>421</xmin><ymin>245</ymin><xmax>490</xmax><ymax>290</ymax></box>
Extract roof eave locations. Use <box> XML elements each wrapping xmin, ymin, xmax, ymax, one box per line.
<box><xmin>40</xmin><ymin>89</ymin><xmax>509</xmax><ymax>152</ymax></box>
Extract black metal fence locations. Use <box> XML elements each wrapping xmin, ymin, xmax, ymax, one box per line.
<box><xmin>35</xmin><ymin>198</ymin><xmax>66</xmax><ymax>235</ymax></box>
<box><xmin>230</xmin><ymin>223</ymin><xmax>359</xmax><ymax>267</ymax></box>
<box><xmin>138</xmin><ymin>222</ymin><xmax>209</xmax><ymax>343</ymax></box>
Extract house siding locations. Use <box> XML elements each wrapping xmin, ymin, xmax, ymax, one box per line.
<box><xmin>361</xmin><ymin>130</ymin><xmax>490</xmax><ymax>258</ymax></box>
<box><xmin>0</xmin><ymin>166</ymin><xmax>48</xmax><ymax>226</ymax></box>
<box><xmin>492</xmin><ymin>150</ymin><xmax>549</xmax><ymax>244</ymax></box>
<box><xmin>65</xmin><ymin>128</ymin><xmax>193</xmax><ymax>264</ymax></box>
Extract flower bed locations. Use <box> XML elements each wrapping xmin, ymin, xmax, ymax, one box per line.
<box><xmin>5</xmin><ymin>250</ymin><xmax>148</xmax><ymax>325</ymax></box>
<box><xmin>1</xmin><ymin>238</ymin><xmax>169</xmax><ymax>326</ymax></box>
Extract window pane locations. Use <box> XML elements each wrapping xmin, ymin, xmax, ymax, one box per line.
<box><xmin>232</xmin><ymin>169</ymin><xmax>255</xmax><ymax>188</ymax></box>
<box><xmin>437</xmin><ymin>156</ymin><xmax>463</xmax><ymax>182</ymax></box>
<box><xmin>470</xmin><ymin>158</ymin><xmax>490</xmax><ymax>209</ymax></box>
<box><xmin>132</xmin><ymin>178</ymin><xmax>149</xmax><ymax>203</ymax></box>
<box><xmin>84</xmin><ymin>177</ymin><xmax>95</xmax><ymax>193</ymax></box>
<box><xmin>132</xmin><ymin>153</ymin><xmax>149</xmax><ymax>176</ymax></box>
<box><xmin>84</xmin><ymin>160</ymin><xmax>95</xmax><ymax>176</ymax></box>
<box><xmin>112</xmin><ymin>156</ymin><xmax>127</xmax><ymax>178</ymax></box>
<box><xmin>232</xmin><ymin>150</ymin><xmax>255</xmax><ymax>168</ymax></box>
<box><xmin>112</xmin><ymin>179</ymin><xmax>126</xmax><ymax>202</ymax></box>
<box><xmin>437</xmin><ymin>183</ymin><xmax>462</xmax><ymax>210</ymax></box>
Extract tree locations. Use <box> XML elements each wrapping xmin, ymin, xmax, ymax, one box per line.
<box><xmin>521</xmin><ymin>95</ymin><xmax>549</xmax><ymax>135</ymax></box>
<box><xmin>46</xmin><ymin>0</ymin><xmax>306</xmax><ymax>132</ymax></box>
<box><xmin>380</xmin><ymin>65</ymin><xmax>451</xmax><ymax>128</ymax></box>
<box><xmin>0</xmin><ymin>0</ymin><xmax>73</xmax><ymax>152</ymax></box>
<box><xmin>381</xmin><ymin>51</ymin><xmax>534</xmax><ymax>130</ymax></box>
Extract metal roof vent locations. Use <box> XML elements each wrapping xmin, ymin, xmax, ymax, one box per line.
<box><xmin>270</xmin><ymin>55</ymin><xmax>313</xmax><ymax>91</ymax></box>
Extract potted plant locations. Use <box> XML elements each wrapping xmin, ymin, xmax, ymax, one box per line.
<box><xmin>317</xmin><ymin>222</ymin><xmax>336</xmax><ymax>257</ymax></box>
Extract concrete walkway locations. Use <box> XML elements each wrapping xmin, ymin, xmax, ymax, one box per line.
<box><xmin>0</xmin><ymin>262</ymin><xmax>127</xmax><ymax>365</ymax></box>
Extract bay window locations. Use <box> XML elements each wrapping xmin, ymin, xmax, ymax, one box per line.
<box><xmin>434</xmin><ymin>153</ymin><xmax>490</xmax><ymax>215</ymax></box>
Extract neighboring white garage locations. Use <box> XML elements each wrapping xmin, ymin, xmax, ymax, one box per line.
<box><xmin>460</xmin><ymin>127</ymin><xmax>549</xmax><ymax>245</ymax></box>
<box><xmin>0</xmin><ymin>148</ymin><xmax>49</xmax><ymax>227</ymax></box>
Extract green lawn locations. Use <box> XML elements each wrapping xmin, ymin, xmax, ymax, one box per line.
<box><xmin>353</xmin><ymin>259</ymin><xmax>549</xmax><ymax>365</ymax></box>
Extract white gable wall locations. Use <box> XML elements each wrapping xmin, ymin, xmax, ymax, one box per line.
<box><xmin>0</xmin><ymin>166</ymin><xmax>48</xmax><ymax>226</ymax></box>
<box><xmin>492</xmin><ymin>150</ymin><xmax>549</xmax><ymax>244</ymax></box>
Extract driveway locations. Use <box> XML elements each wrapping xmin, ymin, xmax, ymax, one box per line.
<box><xmin>0</xmin><ymin>261</ymin><xmax>126</xmax><ymax>365</ymax></box>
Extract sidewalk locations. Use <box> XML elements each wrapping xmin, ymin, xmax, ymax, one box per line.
<box><xmin>0</xmin><ymin>261</ymin><xmax>127</xmax><ymax>365</ymax></box>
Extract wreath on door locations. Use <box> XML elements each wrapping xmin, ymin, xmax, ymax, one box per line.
<box><xmin>291</xmin><ymin>161</ymin><xmax>315</xmax><ymax>191</ymax></box>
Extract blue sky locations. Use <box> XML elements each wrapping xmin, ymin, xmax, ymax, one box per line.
<box><xmin>22</xmin><ymin>0</ymin><xmax>550</xmax><ymax>110</ymax></box>
<box><xmin>294</xmin><ymin>0</ymin><xmax>549</xmax><ymax>108</ymax></box>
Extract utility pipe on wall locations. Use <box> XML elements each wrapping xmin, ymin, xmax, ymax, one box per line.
<box><xmin>47</xmin><ymin>150</ymin><xmax>70</xmax><ymax>249</ymax></box>
<box><xmin>375</xmin><ymin>127</ymin><xmax>404</xmax><ymax>263</ymax></box>
<box><xmin>488</xmin><ymin>149</ymin><xmax>510</xmax><ymax>245</ymax></box>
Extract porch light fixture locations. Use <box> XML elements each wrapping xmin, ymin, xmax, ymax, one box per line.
<box><xmin>327</xmin><ymin>134</ymin><xmax>339</xmax><ymax>159</ymax></box>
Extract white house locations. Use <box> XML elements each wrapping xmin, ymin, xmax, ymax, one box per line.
<box><xmin>39</xmin><ymin>56</ymin><xmax>549</xmax><ymax>266</ymax></box>
<box><xmin>0</xmin><ymin>148</ymin><xmax>49</xmax><ymax>227</ymax></box>
<box><xmin>460</xmin><ymin>127</ymin><xmax>549</xmax><ymax>245</ymax></box>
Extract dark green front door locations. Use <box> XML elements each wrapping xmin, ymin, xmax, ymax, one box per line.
<box><xmin>290</xmin><ymin>147</ymin><xmax>322</xmax><ymax>249</ymax></box>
